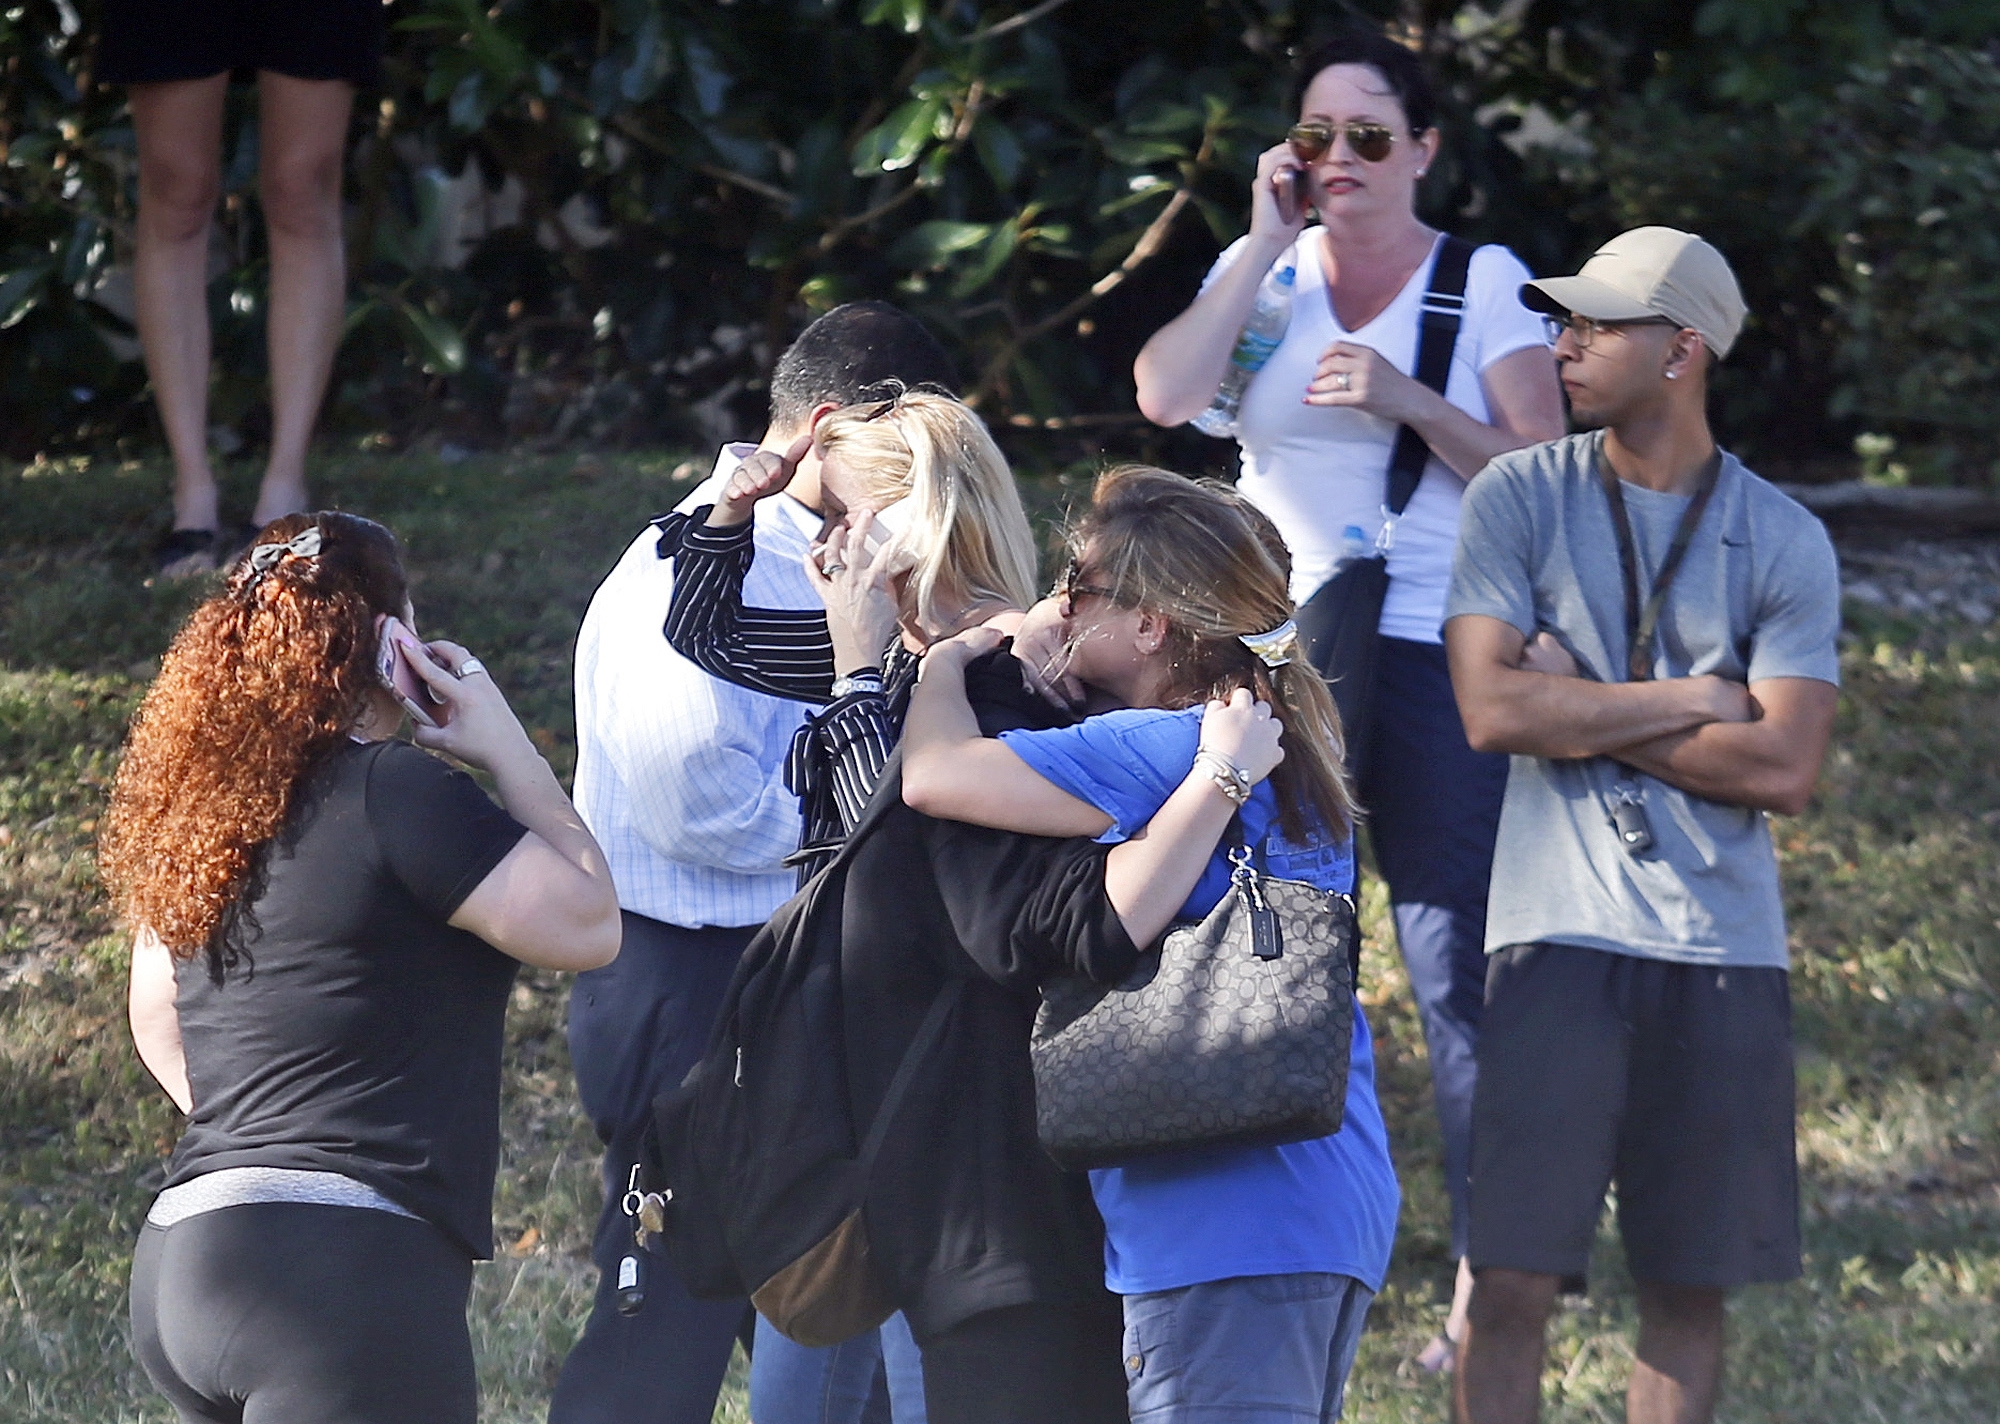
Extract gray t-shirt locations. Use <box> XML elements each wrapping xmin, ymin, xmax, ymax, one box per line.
<box><xmin>1446</xmin><ymin>432</ymin><xmax>1841</xmax><ymax>968</ymax></box>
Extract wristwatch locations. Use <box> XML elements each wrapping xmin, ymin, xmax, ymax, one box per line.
<box><xmin>830</xmin><ymin>667</ymin><xmax>884</xmax><ymax>699</ymax></box>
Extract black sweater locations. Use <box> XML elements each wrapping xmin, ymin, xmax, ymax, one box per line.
<box><xmin>833</xmin><ymin>656</ymin><xmax>1142</xmax><ymax>1339</ymax></box>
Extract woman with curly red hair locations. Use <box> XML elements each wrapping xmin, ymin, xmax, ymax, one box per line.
<box><xmin>101</xmin><ymin>511</ymin><xmax>620</xmax><ymax>1424</ymax></box>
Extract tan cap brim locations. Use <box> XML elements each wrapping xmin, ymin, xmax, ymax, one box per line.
<box><xmin>1518</xmin><ymin>276</ymin><xmax>1661</xmax><ymax>324</ymax></box>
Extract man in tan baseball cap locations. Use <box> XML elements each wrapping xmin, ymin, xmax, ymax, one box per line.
<box><xmin>1442</xmin><ymin>222</ymin><xmax>1839</xmax><ymax>1424</ymax></box>
<box><xmin>1518</xmin><ymin>225</ymin><xmax>1746</xmax><ymax>360</ymax></box>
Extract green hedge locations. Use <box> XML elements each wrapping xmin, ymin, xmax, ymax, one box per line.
<box><xmin>4</xmin><ymin>2</ymin><xmax>1997</xmax><ymax>483</ymax></box>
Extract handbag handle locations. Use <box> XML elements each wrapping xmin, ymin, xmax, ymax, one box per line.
<box><xmin>1223</xmin><ymin>816</ymin><xmax>1361</xmax><ymax>983</ymax></box>
<box><xmin>1220</xmin><ymin>819</ymin><xmax>1284</xmax><ymax>960</ymax></box>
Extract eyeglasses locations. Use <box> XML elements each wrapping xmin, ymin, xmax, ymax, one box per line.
<box><xmin>1542</xmin><ymin>313</ymin><xmax>1677</xmax><ymax>350</ymax></box>
<box><xmin>1053</xmin><ymin>557</ymin><xmax>1121</xmax><ymax>606</ymax></box>
<box><xmin>1287</xmin><ymin>120</ymin><xmax>1400</xmax><ymax>164</ymax></box>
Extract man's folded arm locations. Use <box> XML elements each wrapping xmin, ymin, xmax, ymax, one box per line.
<box><xmin>1444</xmin><ymin>613</ymin><xmax>1743</xmax><ymax>760</ymax></box>
<box><xmin>1604</xmin><ymin>677</ymin><xmax>1836</xmax><ymax>816</ymax></box>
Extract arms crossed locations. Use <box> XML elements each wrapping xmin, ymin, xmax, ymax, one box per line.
<box><xmin>1444</xmin><ymin>613</ymin><xmax>1836</xmax><ymax>815</ymax></box>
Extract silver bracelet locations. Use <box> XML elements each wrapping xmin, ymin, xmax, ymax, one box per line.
<box><xmin>1193</xmin><ymin>748</ymin><xmax>1254</xmax><ymax>806</ymax></box>
<box><xmin>830</xmin><ymin>669</ymin><xmax>884</xmax><ymax>700</ymax></box>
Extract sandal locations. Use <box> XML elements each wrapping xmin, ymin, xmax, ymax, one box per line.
<box><xmin>218</xmin><ymin>522</ymin><xmax>264</xmax><ymax>575</ymax></box>
<box><xmin>152</xmin><ymin>528</ymin><xmax>219</xmax><ymax>580</ymax></box>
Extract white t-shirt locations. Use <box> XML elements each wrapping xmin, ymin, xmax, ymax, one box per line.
<box><xmin>1202</xmin><ymin>232</ymin><xmax>1548</xmax><ymax>642</ymax></box>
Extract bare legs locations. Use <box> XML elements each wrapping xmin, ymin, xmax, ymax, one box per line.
<box><xmin>130</xmin><ymin>76</ymin><xmax>227</xmax><ymax>535</ymax></box>
<box><xmin>1455</xmin><ymin>1269</ymin><xmax>1725</xmax><ymax>1424</ymax></box>
<box><xmin>254</xmin><ymin>73</ymin><xmax>353</xmax><ymax>524</ymax></box>
<box><xmin>128</xmin><ymin>71</ymin><xmax>353</xmax><ymax>541</ymax></box>
<box><xmin>1628</xmin><ymin>1281</ymin><xmax>1724</xmax><ymax>1424</ymax></box>
<box><xmin>1419</xmin><ymin>1256</ymin><xmax>1475</xmax><ymax>1372</ymax></box>
<box><xmin>1456</xmin><ymin>1268</ymin><xmax>1559</xmax><ymax>1424</ymax></box>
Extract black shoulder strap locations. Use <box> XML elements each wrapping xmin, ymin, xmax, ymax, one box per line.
<box><xmin>857</xmin><ymin>977</ymin><xmax>967</xmax><ymax>1173</ymax></box>
<box><xmin>1385</xmin><ymin>235</ymin><xmax>1476</xmax><ymax>516</ymax></box>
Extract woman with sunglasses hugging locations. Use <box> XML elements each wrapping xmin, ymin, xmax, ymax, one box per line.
<box><xmin>1134</xmin><ymin>26</ymin><xmax>1565</xmax><ymax>1369</ymax></box>
<box><xmin>103</xmin><ymin>514</ymin><xmax>620</xmax><ymax>1423</ymax></box>
<box><xmin>902</xmin><ymin>467</ymin><xmax>1400</xmax><ymax>1422</ymax></box>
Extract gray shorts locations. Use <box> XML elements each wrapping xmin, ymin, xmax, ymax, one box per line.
<box><xmin>1121</xmin><ymin>1273</ymin><xmax>1373</xmax><ymax>1423</ymax></box>
<box><xmin>1468</xmin><ymin>942</ymin><xmax>1801</xmax><ymax>1290</ymax></box>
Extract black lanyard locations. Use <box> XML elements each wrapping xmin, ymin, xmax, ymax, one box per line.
<box><xmin>1598</xmin><ymin>441</ymin><xmax>1723</xmax><ymax>682</ymax></box>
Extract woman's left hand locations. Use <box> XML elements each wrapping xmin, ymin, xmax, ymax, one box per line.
<box><xmin>923</xmin><ymin>624</ymin><xmax>1006</xmax><ymax>672</ymax></box>
<box><xmin>1199</xmin><ymin>688</ymin><xmax>1285</xmax><ymax>785</ymax></box>
<box><xmin>1305</xmin><ymin>341</ymin><xmax>1427</xmax><ymax>423</ymax></box>
<box><xmin>806</xmin><ymin>509</ymin><xmax>907</xmax><ymax>675</ymax></box>
<box><xmin>1010</xmin><ymin>596</ymin><xmax>1085</xmax><ymax>710</ymax></box>
<box><xmin>403</xmin><ymin>638</ymin><xmax>538</xmax><ymax>772</ymax></box>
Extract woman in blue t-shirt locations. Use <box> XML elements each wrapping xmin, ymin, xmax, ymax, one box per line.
<box><xmin>903</xmin><ymin>465</ymin><xmax>1400</xmax><ymax>1422</ymax></box>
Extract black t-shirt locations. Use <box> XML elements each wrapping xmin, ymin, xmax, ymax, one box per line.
<box><xmin>166</xmin><ymin>739</ymin><xmax>529</xmax><ymax>1258</ymax></box>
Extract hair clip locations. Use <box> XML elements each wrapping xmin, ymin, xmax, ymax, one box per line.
<box><xmin>1238</xmin><ymin>618</ymin><xmax>1298</xmax><ymax>668</ymax></box>
<box><xmin>245</xmin><ymin>525</ymin><xmax>323</xmax><ymax>578</ymax></box>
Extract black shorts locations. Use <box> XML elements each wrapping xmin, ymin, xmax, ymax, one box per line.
<box><xmin>1467</xmin><ymin>941</ymin><xmax>1801</xmax><ymax>1290</ymax></box>
<box><xmin>130</xmin><ymin>1202</ymin><xmax>476</xmax><ymax>1424</ymax></box>
<box><xmin>100</xmin><ymin>0</ymin><xmax>384</xmax><ymax>89</ymax></box>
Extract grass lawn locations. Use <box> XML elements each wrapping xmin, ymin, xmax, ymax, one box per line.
<box><xmin>1</xmin><ymin>447</ymin><xmax>1995</xmax><ymax>1422</ymax></box>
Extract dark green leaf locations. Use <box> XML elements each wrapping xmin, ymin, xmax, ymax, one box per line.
<box><xmin>952</xmin><ymin>219</ymin><xmax>1018</xmax><ymax>299</ymax></box>
<box><xmin>886</xmin><ymin>220</ymin><xmax>992</xmax><ymax>268</ymax></box>
<box><xmin>0</xmin><ymin>263</ymin><xmax>51</xmax><ymax>329</ymax></box>
<box><xmin>392</xmin><ymin>297</ymin><xmax>467</xmax><ymax>375</ymax></box>
<box><xmin>1097</xmin><ymin>133</ymin><xmax>1189</xmax><ymax>165</ymax></box>
<box><xmin>972</xmin><ymin>117</ymin><xmax>1025</xmax><ymax>189</ymax></box>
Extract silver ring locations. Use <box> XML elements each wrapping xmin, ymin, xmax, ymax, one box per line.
<box><xmin>821</xmin><ymin>562</ymin><xmax>846</xmax><ymax>576</ymax></box>
<box><xmin>1334</xmin><ymin>371</ymin><xmax>1351</xmax><ymax>391</ymax></box>
<box><xmin>456</xmin><ymin>657</ymin><xmax>487</xmax><ymax>679</ymax></box>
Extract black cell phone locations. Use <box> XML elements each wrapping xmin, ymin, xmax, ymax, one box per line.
<box><xmin>1274</xmin><ymin>168</ymin><xmax>1302</xmax><ymax>225</ymax></box>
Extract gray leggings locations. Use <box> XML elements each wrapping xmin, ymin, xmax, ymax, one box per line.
<box><xmin>130</xmin><ymin>1202</ymin><xmax>476</xmax><ymax>1424</ymax></box>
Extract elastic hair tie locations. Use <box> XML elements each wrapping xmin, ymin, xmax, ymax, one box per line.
<box><xmin>244</xmin><ymin>526</ymin><xmax>323</xmax><ymax>580</ymax></box>
<box><xmin>1237</xmin><ymin>618</ymin><xmax>1298</xmax><ymax>668</ymax></box>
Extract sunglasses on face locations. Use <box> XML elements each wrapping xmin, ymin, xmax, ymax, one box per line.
<box><xmin>1542</xmin><ymin>313</ymin><xmax>1678</xmax><ymax>350</ymax></box>
<box><xmin>1053</xmin><ymin>557</ymin><xmax>1121</xmax><ymax>607</ymax></box>
<box><xmin>1287</xmin><ymin>120</ymin><xmax>1400</xmax><ymax>164</ymax></box>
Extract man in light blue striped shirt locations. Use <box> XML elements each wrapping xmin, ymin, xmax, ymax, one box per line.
<box><xmin>550</xmin><ymin>304</ymin><xmax>959</xmax><ymax>1424</ymax></box>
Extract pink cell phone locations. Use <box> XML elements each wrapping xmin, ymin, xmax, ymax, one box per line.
<box><xmin>374</xmin><ymin>615</ymin><xmax>447</xmax><ymax>728</ymax></box>
<box><xmin>1274</xmin><ymin>167</ymin><xmax>1303</xmax><ymax>225</ymax></box>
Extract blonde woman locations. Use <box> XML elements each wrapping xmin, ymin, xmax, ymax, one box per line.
<box><xmin>659</xmin><ymin>387</ymin><xmax>1040</xmax><ymax>870</ymax></box>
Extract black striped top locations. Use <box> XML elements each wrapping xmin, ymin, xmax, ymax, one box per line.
<box><xmin>656</xmin><ymin>509</ymin><xmax>910</xmax><ymax>878</ymax></box>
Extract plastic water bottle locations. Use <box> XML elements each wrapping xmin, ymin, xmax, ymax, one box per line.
<box><xmin>1190</xmin><ymin>258</ymin><xmax>1297</xmax><ymax>438</ymax></box>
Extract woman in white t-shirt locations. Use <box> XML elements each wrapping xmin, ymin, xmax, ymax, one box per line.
<box><xmin>1133</xmin><ymin>26</ymin><xmax>1564</xmax><ymax>1371</ymax></box>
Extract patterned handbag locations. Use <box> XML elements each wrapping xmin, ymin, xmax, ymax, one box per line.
<box><xmin>1030</xmin><ymin>831</ymin><xmax>1357</xmax><ymax>1171</ymax></box>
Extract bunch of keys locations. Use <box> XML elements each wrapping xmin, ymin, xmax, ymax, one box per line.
<box><xmin>1609</xmin><ymin>781</ymin><xmax>1655</xmax><ymax>857</ymax></box>
<box><xmin>615</xmin><ymin>1163</ymin><xmax>671</xmax><ymax>1316</ymax></box>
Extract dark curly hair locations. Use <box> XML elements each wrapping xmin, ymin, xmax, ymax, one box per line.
<box><xmin>101</xmin><ymin>512</ymin><xmax>409</xmax><ymax>979</ymax></box>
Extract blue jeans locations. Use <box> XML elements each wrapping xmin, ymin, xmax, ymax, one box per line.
<box><xmin>1121</xmin><ymin>1273</ymin><xmax>1374</xmax><ymax>1422</ymax></box>
<box><xmin>749</xmin><ymin>1314</ymin><xmax>926</xmax><ymax>1424</ymax></box>
<box><xmin>1358</xmin><ymin>636</ymin><xmax>1508</xmax><ymax>1261</ymax></box>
